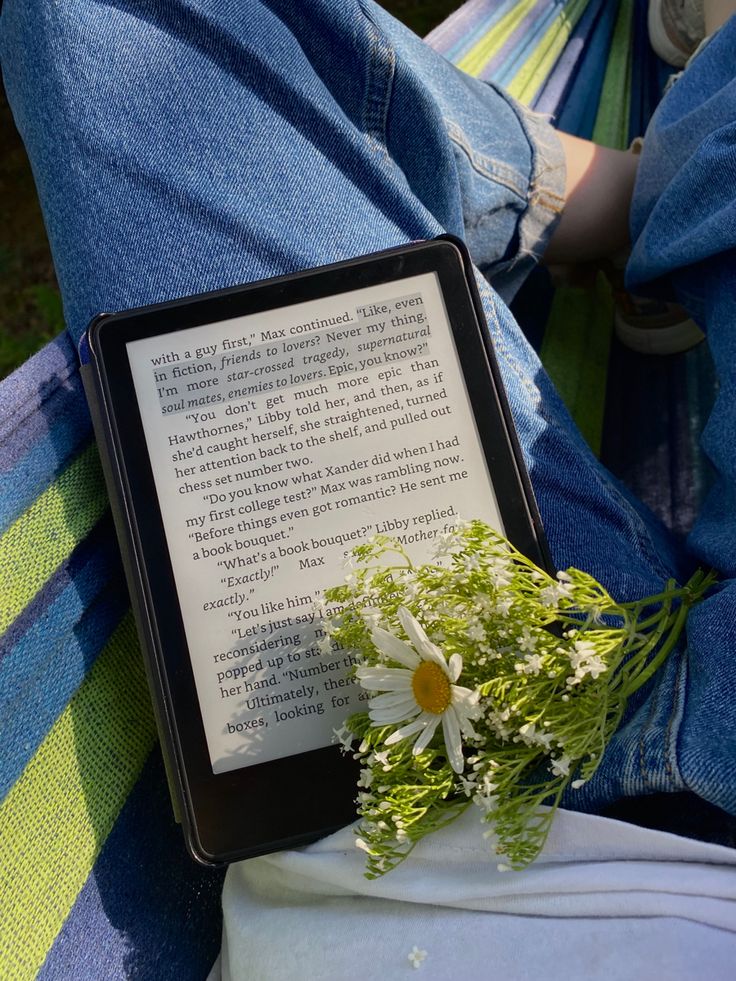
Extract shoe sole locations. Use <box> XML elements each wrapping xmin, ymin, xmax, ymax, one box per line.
<box><xmin>614</xmin><ymin>308</ymin><xmax>705</xmax><ymax>355</ymax></box>
<box><xmin>648</xmin><ymin>0</ymin><xmax>690</xmax><ymax>67</ymax></box>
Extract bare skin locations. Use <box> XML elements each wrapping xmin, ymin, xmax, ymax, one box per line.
<box><xmin>705</xmin><ymin>0</ymin><xmax>736</xmax><ymax>33</ymax></box>
<box><xmin>543</xmin><ymin>132</ymin><xmax>640</xmax><ymax>266</ymax></box>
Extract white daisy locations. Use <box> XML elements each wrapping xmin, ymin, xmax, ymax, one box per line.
<box><xmin>356</xmin><ymin>607</ymin><xmax>480</xmax><ymax>774</ymax></box>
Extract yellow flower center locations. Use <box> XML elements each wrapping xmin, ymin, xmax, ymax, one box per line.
<box><xmin>412</xmin><ymin>661</ymin><xmax>452</xmax><ymax>715</ymax></box>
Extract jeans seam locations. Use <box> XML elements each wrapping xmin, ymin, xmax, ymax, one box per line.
<box><xmin>637</xmin><ymin>646</ymin><xmax>686</xmax><ymax>789</ymax></box>
<box><xmin>357</xmin><ymin>0</ymin><xmax>395</xmax><ymax>158</ymax></box>
<box><xmin>444</xmin><ymin>118</ymin><xmax>529</xmax><ymax>200</ymax></box>
<box><xmin>664</xmin><ymin>648</ymin><xmax>687</xmax><ymax>785</ymax></box>
<box><xmin>478</xmin><ymin>278</ymin><xmax>543</xmax><ymax>404</ymax></box>
<box><xmin>638</xmin><ymin>680</ymin><xmax>661</xmax><ymax>790</ymax></box>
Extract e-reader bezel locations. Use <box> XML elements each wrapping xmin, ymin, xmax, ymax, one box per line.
<box><xmin>86</xmin><ymin>237</ymin><xmax>553</xmax><ymax>866</ymax></box>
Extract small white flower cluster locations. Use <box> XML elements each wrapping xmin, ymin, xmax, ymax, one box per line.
<box><xmin>566</xmin><ymin>638</ymin><xmax>608</xmax><ymax>685</ymax></box>
<box><xmin>324</xmin><ymin>520</ymin><xmax>708</xmax><ymax>877</ymax></box>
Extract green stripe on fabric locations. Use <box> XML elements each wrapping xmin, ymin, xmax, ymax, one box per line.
<box><xmin>538</xmin><ymin>0</ymin><xmax>632</xmax><ymax>453</ymax></box>
<box><xmin>0</xmin><ymin>443</ymin><xmax>107</xmax><ymax>636</ymax></box>
<box><xmin>457</xmin><ymin>0</ymin><xmax>538</xmax><ymax>77</ymax></box>
<box><xmin>507</xmin><ymin>0</ymin><xmax>588</xmax><ymax>105</ymax></box>
<box><xmin>592</xmin><ymin>0</ymin><xmax>634</xmax><ymax>148</ymax></box>
<box><xmin>540</xmin><ymin>274</ymin><xmax>614</xmax><ymax>456</ymax></box>
<box><xmin>0</xmin><ymin>614</ymin><xmax>156</xmax><ymax>981</ymax></box>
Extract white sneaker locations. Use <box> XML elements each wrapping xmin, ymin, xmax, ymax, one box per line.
<box><xmin>613</xmin><ymin>294</ymin><xmax>705</xmax><ymax>355</ymax></box>
<box><xmin>648</xmin><ymin>0</ymin><xmax>705</xmax><ymax>66</ymax></box>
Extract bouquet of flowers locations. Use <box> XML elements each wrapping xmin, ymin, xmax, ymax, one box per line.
<box><xmin>324</xmin><ymin>520</ymin><xmax>714</xmax><ymax>878</ymax></box>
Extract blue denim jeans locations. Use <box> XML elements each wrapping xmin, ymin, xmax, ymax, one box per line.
<box><xmin>2</xmin><ymin>0</ymin><xmax>734</xmax><ymax>832</ymax></box>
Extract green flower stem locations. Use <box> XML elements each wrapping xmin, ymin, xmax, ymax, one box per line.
<box><xmin>619</xmin><ymin>591</ymin><xmax>690</xmax><ymax>698</ymax></box>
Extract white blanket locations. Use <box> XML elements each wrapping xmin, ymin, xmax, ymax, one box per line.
<box><xmin>215</xmin><ymin>808</ymin><xmax>736</xmax><ymax>980</ymax></box>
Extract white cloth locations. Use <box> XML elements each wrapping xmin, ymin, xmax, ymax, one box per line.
<box><xmin>217</xmin><ymin>808</ymin><xmax>736</xmax><ymax>980</ymax></box>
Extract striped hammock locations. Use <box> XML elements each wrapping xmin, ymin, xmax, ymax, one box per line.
<box><xmin>0</xmin><ymin>2</ymin><xmax>713</xmax><ymax>978</ymax></box>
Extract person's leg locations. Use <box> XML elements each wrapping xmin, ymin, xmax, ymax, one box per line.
<box><xmin>704</xmin><ymin>0</ymin><xmax>736</xmax><ymax>34</ymax></box>
<box><xmin>0</xmin><ymin>0</ymin><xmax>716</xmax><ymax>817</ymax></box>
<box><xmin>625</xmin><ymin>18</ymin><xmax>736</xmax><ymax>817</ymax></box>
<box><xmin>543</xmin><ymin>133</ymin><xmax>639</xmax><ymax>265</ymax></box>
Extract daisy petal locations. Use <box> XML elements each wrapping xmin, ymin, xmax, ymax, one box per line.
<box><xmin>458</xmin><ymin>715</ymin><xmax>481</xmax><ymax>740</ymax></box>
<box><xmin>369</xmin><ymin>691</ymin><xmax>418</xmax><ymax>713</ymax></box>
<box><xmin>369</xmin><ymin>702</ymin><xmax>420</xmax><ymax>724</ymax></box>
<box><xmin>355</xmin><ymin>667</ymin><xmax>413</xmax><ymax>690</ymax></box>
<box><xmin>448</xmin><ymin>653</ymin><xmax>463</xmax><ymax>682</ymax></box>
<box><xmin>371</xmin><ymin>626</ymin><xmax>420</xmax><ymax>668</ymax></box>
<box><xmin>451</xmin><ymin>685</ymin><xmax>480</xmax><ymax>711</ymax></box>
<box><xmin>442</xmin><ymin>707</ymin><xmax>464</xmax><ymax>773</ymax></box>
<box><xmin>384</xmin><ymin>716</ymin><xmax>427</xmax><ymax>745</ymax></box>
<box><xmin>412</xmin><ymin>715</ymin><xmax>441</xmax><ymax>754</ymax></box>
<box><xmin>397</xmin><ymin>608</ymin><xmax>446</xmax><ymax>668</ymax></box>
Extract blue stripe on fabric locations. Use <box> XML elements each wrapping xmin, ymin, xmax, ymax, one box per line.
<box><xmin>554</xmin><ymin>0</ymin><xmax>619</xmax><ymax>137</ymax></box>
<box><xmin>0</xmin><ymin>331</ymin><xmax>93</xmax><ymax>535</ymax></box>
<box><xmin>440</xmin><ymin>0</ymin><xmax>520</xmax><ymax>64</ymax></box>
<box><xmin>0</xmin><ymin>333</ymin><xmax>79</xmax><ymax>470</ymax></box>
<box><xmin>38</xmin><ymin>749</ymin><xmax>225</xmax><ymax>981</ymax></box>
<box><xmin>424</xmin><ymin>0</ymin><xmax>493</xmax><ymax>54</ymax></box>
<box><xmin>0</xmin><ymin>527</ymin><xmax>127</xmax><ymax>798</ymax></box>
<box><xmin>510</xmin><ymin>265</ymin><xmax>556</xmax><ymax>354</ymax></box>
<box><xmin>476</xmin><ymin>0</ymin><xmax>554</xmax><ymax>81</ymax></box>
<box><xmin>488</xmin><ymin>0</ymin><xmax>560</xmax><ymax>86</ymax></box>
<box><xmin>0</xmin><ymin>334</ymin><xmax>76</xmax><ymax>433</ymax></box>
<box><xmin>0</xmin><ymin>353</ymin><xmax>87</xmax><ymax>476</ymax></box>
<box><xmin>602</xmin><ymin>345</ymin><xmax>694</xmax><ymax>537</ymax></box>
<box><xmin>531</xmin><ymin>0</ymin><xmax>606</xmax><ymax>115</ymax></box>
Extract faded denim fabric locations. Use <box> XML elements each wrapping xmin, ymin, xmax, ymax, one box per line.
<box><xmin>1</xmin><ymin>0</ymin><xmax>734</xmax><ymax>835</ymax></box>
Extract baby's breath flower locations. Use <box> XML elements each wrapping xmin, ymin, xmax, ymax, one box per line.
<box><xmin>318</xmin><ymin>634</ymin><xmax>334</xmax><ymax>656</ymax></box>
<box><xmin>373</xmin><ymin>749</ymin><xmax>393</xmax><ymax>771</ymax></box>
<box><xmin>518</xmin><ymin>628</ymin><xmax>537</xmax><ymax>653</ymax></box>
<box><xmin>361</xmin><ymin>607</ymin><xmax>383</xmax><ymax>630</ymax></box>
<box><xmin>550</xmin><ymin>755</ymin><xmax>572</xmax><ymax>777</ymax></box>
<box><xmin>357</xmin><ymin>768</ymin><xmax>373</xmax><ymax>788</ymax></box>
<box><xmin>333</xmin><ymin>724</ymin><xmax>353</xmax><ymax>750</ymax></box>
<box><xmin>407</xmin><ymin>946</ymin><xmax>427</xmax><ymax>969</ymax></box>
<box><xmin>517</xmin><ymin>722</ymin><xmax>539</xmax><ymax>746</ymax></box>
<box><xmin>494</xmin><ymin>596</ymin><xmax>514</xmax><ymax>617</ymax></box>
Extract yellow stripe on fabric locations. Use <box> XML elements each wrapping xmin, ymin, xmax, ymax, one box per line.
<box><xmin>0</xmin><ymin>443</ymin><xmax>107</xmax><ymax>636</ymax></box>
<box><xmin>540</xmin><ymin>274</ymin><xmax>614</xmax><ymax>456</ymax></box>
<box><xmin>0</xmin><ymin>614</ymin><xmax>156</xmax><ymax>981</ymax></box>
<box><xmin>507</xmin><ymin>0</ymin><xmax>588</xmax><ymax>105</ymax></box>
<box><xmin>457</xmin><ymin>0</ymin><xmax>537</xmax><ymax>77</ymax></box>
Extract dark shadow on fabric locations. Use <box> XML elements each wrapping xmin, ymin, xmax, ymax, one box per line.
<box><xmin>601</xmin><ymin>337</ymin><xmax>717</xmax><ymax>539</ymax></box>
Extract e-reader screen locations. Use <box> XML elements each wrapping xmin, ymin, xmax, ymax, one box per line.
<box><xmin>125</xmin><ymin>270</ymin><xmax>507</xmax><ymax>776</ymax></box>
